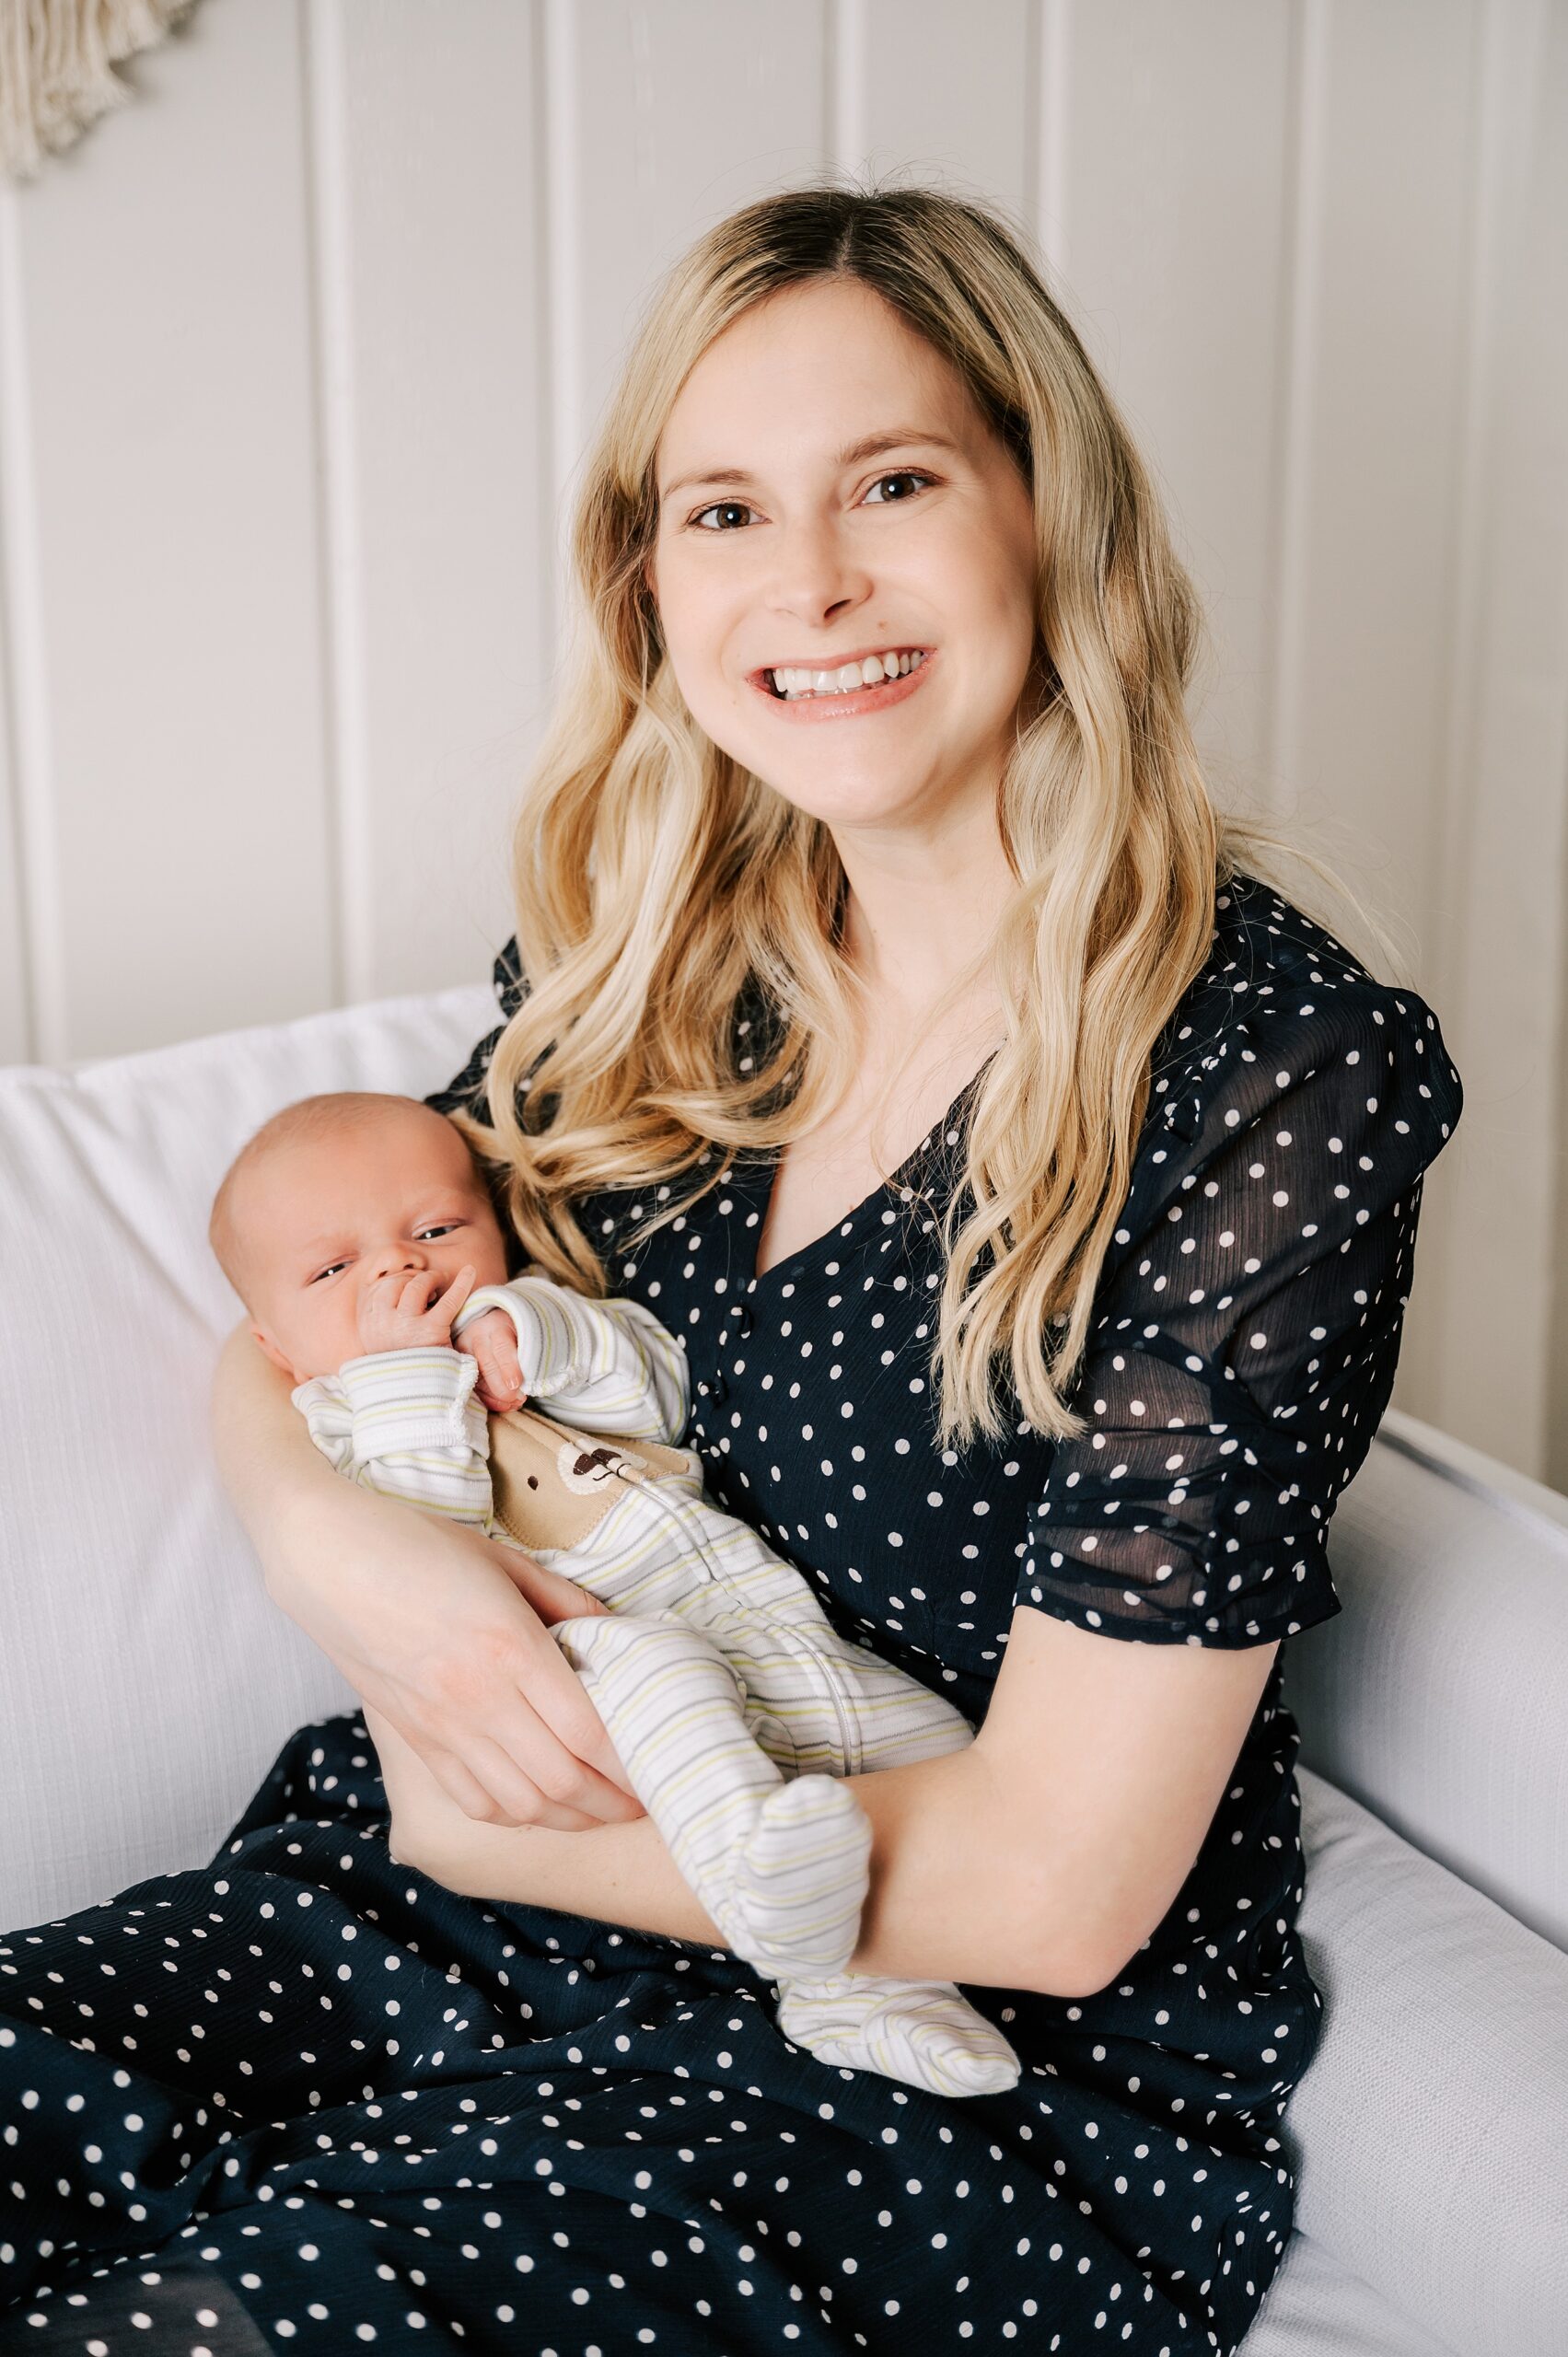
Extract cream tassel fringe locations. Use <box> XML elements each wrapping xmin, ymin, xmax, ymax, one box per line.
<box><xmin>1</xmin><ymin>0</ymin><xmax>200</xmax><ymax>180</ymax></box>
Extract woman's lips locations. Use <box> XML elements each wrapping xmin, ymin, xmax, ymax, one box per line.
<box><xmin>748</xmin><ymin>650</ymin><xmax>936</xmax><ymax>722</ymax></box>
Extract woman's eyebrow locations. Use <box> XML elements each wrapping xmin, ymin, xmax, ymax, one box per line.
<box><xmin>658</xmin><ymin>427</ymin><xmax>963</xmax><ymax>503</ymax></box>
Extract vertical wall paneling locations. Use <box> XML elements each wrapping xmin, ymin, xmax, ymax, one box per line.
<box><xmin>4</xmin><ymin>0</ymin><xmax>336</xmax><ymax>1061</ymax></box>
<box><xmin>1034</xmin><ymin>0</ymin><xmax>1072</xmax><ymax>283</ymax></box>
<box><xmin>829</xmin><ymin>0</ymin><xmax>865</xmax><ymax>179</ymax></box>
<box><xmin>843</xmin><ymin>0</ymin><xmax>1033</xmax><ymax>231</ymax></box>
<box><xmin>1261</xmin><ymin>0</ymin><xmax>1482</xmax><ymax>1438</ymax></box>
<box><xmin>542</xmin><ymin>0</ymin><xmax>586</xmax><ymax>665</ymax></box>
<box><xmin>1428</xmin><ymin>0</ymin><xmax>1568</xmax><ymax>1474</ymax></box>
<box><xmin>1051</xmin><ymin>3</ymin><xmax>1296</xmax><ymax>809</ymax></box>
<box><xmin>300</xmin><ymin>0</ymin><xmax>360</xmax><ymax>1009</ymax></box>
<box><xmin>1271</xmin><ymin>1</ymin><xmax>1477</xmax><ymax>934</ymax></box>
<box><xmin>0</xmin><ymin>0</ymin><xmax>1560</xmax><ymax>1484</ymax></box>
<box><xmin>0</xmin><ymin>192</ymin><xmax>46</xmax><ymax>1062</ymax></box>
<box><xmin>553</xmin><ymin>1</ymin><xmax>830</xmax><ymax>470</ymax></box>
<box><xmin>1264</xmin><ymin>0</ymin><xmax>1320</xmax><ymax>837</ymax></box>
<box><xmin>0</xmin><ymin>561</ymin><xmax>29</xmax><ymax>1062</ymax></box>
<box><xmin>303</xmin><ymin>0</ymin><xmax>549</xmax><ymax>1005</ymax></box>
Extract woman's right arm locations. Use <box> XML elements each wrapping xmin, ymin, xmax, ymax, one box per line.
<box><xmin>210</xmin><ymin>1319</ymin><xmax>646</xmax><ymax>1832</ymax></box>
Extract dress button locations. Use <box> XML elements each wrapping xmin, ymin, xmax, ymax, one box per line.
<box><xmin>710</xmin><ymin>1374</ymin><xmax>728</xmax><ymax>1403</ymax></box>
<box><xmin>734</xmin><ymin>1305</ymin><xmax>752</xmax><ymax>1338</ymax></box>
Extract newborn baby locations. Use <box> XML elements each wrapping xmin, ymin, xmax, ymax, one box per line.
<box><xmin>209</xmin><ymin>1088</ymin><xmax>1022</xmax><ymax>2098</ymax></box>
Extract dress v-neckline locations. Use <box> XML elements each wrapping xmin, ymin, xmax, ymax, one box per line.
<box><xmin>741</xmin><ymin>1049</ymin><xmax>999</xmax><ymax>1291</ymax></box>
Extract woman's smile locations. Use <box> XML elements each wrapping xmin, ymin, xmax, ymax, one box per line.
<box><xmin>747</xmin><ymin>644</ymin><xmax>936</xmax><ymax>723</ymax></box>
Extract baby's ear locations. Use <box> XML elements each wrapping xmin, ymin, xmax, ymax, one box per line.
<box><xmin>250</xmin><ymin>1323</ymin><xmax>298</xmax><ymax>1380</ymax></box>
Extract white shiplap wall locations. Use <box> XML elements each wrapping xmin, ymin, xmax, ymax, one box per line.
<box><xmin>0</xmin><ymin>0</ymin><xmax>1564</xmax><ymax>1484</ymax></box>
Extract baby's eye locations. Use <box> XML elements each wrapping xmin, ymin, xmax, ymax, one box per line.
<box><xmin>416</xmin><ymin>1221</ymin><xmax>464</xmax><ymax>1240</ymax></box>
<box><xmin>308</xmin><ymin>1260</ymin><xmax>348</xmax><ymax>1285</ymax></box>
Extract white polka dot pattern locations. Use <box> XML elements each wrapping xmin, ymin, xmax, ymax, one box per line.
<box><xmin>0</xmin><ymin>873</ymin><xmax>1462</xmax><ymax>2357</ymax></box>
<box><xmin>1020</xmin><ymin>981</ymin><xmax>1462</xmax><ymax>1644</ymax></box>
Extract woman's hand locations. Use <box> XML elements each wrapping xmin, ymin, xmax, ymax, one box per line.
<box><xmin>211</xmin><ymin>1320</ymin><xmax>646</xmax><ymax>1830</ymax></box>
<box><xmin>295</xmin><ymin>1510</ymin><xmax>645</xmax><ymax>1830</ymax></box>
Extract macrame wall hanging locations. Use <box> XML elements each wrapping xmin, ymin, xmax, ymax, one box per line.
<box><xmin>0</xmin><ymin>0</ymin><xmax>200</xmax><ymax>180</ymax></box>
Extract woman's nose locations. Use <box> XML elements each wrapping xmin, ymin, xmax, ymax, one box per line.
<box><xmin>767</xmin><ymin>517</ymin><xmax>871</xmax><ymax>622</ymax></box>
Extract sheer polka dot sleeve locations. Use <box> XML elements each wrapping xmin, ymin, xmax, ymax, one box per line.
<box><xmin>424</xmin><ymin>936</ymin><xmax>528</xmax><ymax>1119</ymax></box>
<box><xmin>1016</xmin><ymin>984</ymin><xmax>1464</xmax><ymax>1647</ymax></box>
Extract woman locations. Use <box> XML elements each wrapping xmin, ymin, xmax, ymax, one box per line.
<box><xmin>1</xmin><ymin>181</ymin><xmax>1462</xmax><ymax>2355</ymax></box>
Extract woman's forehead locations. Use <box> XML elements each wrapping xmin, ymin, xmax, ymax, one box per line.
<box><xmin>656</xmin><ymin>284</ymin><xmax>970</xmax><ymax>469</ymax></box>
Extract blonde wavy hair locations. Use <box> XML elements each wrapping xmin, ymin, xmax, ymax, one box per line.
<box><xmin>456</xmin><ymin>177</ymin><xmax>1400</xmax><ymax>1450</ymax></box>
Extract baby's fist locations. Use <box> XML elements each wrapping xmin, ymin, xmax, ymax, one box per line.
<box><xmin>357</xmin><ymin>1264</ymin><xmax>475</xmax><ymax>1355</ymax></box>
<box><xmin>456</xmin><ymin>1306</ymin><xmax>527</xmax><ymax>1414</ymax></box>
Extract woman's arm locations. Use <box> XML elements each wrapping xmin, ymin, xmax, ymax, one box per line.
<box><xmin>374</xmin><ymin>1695</ymin><xmax>1028</xmax><ymax>1981</ymax></box>
<box><xmin>211</xmin><ymin>1319</ymin><xmax>646</xmax><ymax>1831</ymax></box>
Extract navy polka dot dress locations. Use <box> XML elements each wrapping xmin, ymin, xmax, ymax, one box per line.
<box><xmin>0</xmin><ymin>871</ymin><xmax>1463</xmax><ymax>2355</ymax></box>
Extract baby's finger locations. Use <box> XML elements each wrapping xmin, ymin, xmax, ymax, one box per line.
<box><xmin>481</xmin><ymin>1328</ymin><xmax>524</xmax><ymax>1401</ymax></box>
<box><xmin>434</xmin><ymin>1264</ymin><xmax>476</xmax><ymax>1319</ymax></box>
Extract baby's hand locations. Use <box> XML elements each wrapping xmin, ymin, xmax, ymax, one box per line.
<box><xmin>456</xmin><ymin>1306</ymin><xmax>528</xmax><ymax>1414</ymax></box>
<box><xmin>357</xmin><ymin>1264</ymin><xmax>475</xmax><ymax>1356</ymax></box>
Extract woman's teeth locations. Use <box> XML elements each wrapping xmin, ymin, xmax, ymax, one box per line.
<box><xmin>768</xmin><ymin>649</ymin><xmax>926</xmax><ymax>700</ymax></box>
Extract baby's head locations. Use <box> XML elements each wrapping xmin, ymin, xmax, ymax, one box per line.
<box><xmin>210</xmin><ymin>1092</ymin><xmax>510</xmax><ymax>1383</ymax></box>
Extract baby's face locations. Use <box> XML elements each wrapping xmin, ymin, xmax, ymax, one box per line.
<box><xmin>238</xmin><ymin>1102</ymin><xmax>510</xmax><ymax>1383</ymax></box>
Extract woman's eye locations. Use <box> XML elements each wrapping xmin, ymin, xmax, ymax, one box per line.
<box><xmin>691</xmin><ymin>499</ymin><xmax>754</xmax><ymax>532</ymax></box>
<box><xmin>688</xmin><ymin>471</ymin><xmax>934</xmax><ymax>532</ymax></box>
<box><xmin>863</xmin><ymin>470</ymin><xmax>934</xmax><ymax>504</ymax></box>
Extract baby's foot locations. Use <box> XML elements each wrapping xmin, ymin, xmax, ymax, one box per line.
<box><xmin>723</xmin><ymin>1776</ymin><xmax>872</xmax><ymax>1980</ymax></box>
<box><xmin>777</xmin><ymin>1972</ymin><xmax>1022</xmax><ymax>2097</ymax></box>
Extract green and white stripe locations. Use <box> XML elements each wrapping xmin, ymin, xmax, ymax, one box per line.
<box><xmin>296</xmin><ymin>1276</ymin><xmax>1022</xmax><ymax>2098</ymax></box>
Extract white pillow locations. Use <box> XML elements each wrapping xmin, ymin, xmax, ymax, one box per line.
<box><xmin>0</xmin><ymin>983</ymin><xmax>496</xmax><ymax>1931</ymax></box>
<box><xmin>1283</xmin><ymin>1766</ymin><xmax>1568</xmax><ymax>2356</ymax></box>
<box><xmin>1243</xmin><ymin>2228</ymin><xmax>1457</xmax><ymax>2356</ymax></box>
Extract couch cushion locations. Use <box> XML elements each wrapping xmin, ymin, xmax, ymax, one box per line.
<box><xmin>0</xmin><ymin>983</ymin><xmax>495</xmax><ymax>1932</ymax></box>
<box><xmin>1272</xmin><ymin>1767</ymin><xmax>1568</xmax><ymax>2357</ymax></box>
<box><xmin>1283</xmin><ymin>1409</ymin><xmax>1568</xmax><ymax>1953</ymax></box>
<box><xmin>1241</xmin><ymin>2228</ymin><xmax>1456</xmax><ymax>2356</ymax></box>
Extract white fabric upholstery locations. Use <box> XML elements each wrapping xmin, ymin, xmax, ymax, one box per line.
<box><xmin>1272</xmin><ymin>1770</ymin><xmax>1568</xmax><ymax>2357</ymax></box>
<box><xmin>0</xmin><ymin>983</ymin><xmax>494</xmax><ymax>1927</ymax></box>
<box><xmin>1244</xmin><ymin>2231</ymin><xmax>1456</xmax><ymax>2357</ymax></box>
<box><xmin>1</xmin><ymin>986</ymin><xmax>1564</xmax><ymax>2356</ymax></box>
<box><xmin>1283</xmin><ymin>1411</ymin><xmax>1568</xmax><ymax>1949</ymax></box>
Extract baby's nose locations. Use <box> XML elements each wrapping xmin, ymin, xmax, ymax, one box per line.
<box><xmin>370</xmin><ymin>1243</ymin><xmax>425</xmax><ymax>1279</ymax></box>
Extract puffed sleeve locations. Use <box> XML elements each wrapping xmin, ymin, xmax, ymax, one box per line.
<box><xmin>424</xmin><ymin>937</ymin><xmax>528</xmax><ymax>1119</ymax></box>
<box><xmin>1016</xmin><ymin>984</ymin><xmax>1464</xmax><ymax>1647</ymax></box>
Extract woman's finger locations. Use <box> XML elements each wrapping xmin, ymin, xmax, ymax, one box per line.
<box><xmin>459</xmin><ymin>1728</ymin><xmax>609</xmax><ymax>1831</ymax></box>
<box><xmin>489</xmin><ymin>1538</ymin><xmax>608</xmax><ymax>1625</ymax></box>
<box><xmin>429</xmin><ymin>1674</ymin><xmax>635</xmax><ymax>1827</ymax></box>
<box><xmin>507</xmin><ymin>1640</ymin><xmax>647</xmax><ymax>1816</ymax></box>
<box><xmin>411</xmin><ymin>1738</ymin><xmax>503</xmax><ymax>1821</ymax></box>
<box><xmin>448</xmin><ymin>1660</ymin><xmax>645</xmax><ymax>1823</ymax></box>
<box><xmin>405</xmin><ymin>1734</ymin><xmax>602</xmax><ymax>1834</ymax></box>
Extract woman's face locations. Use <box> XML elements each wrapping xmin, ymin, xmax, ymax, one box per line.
<box><xmin>647</xmin><ymin>277</ymin><xmax>1040</xmax><ymax>842</ymax></box>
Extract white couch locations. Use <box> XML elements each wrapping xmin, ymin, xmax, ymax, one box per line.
<box><xmin>2</xmin><ymin>988</ymin><xmax>1564</xmax><ymax>2357</ymax></box>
